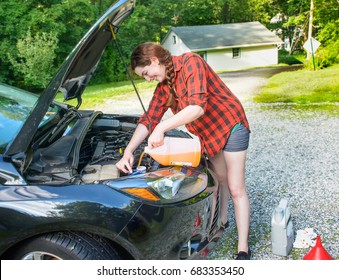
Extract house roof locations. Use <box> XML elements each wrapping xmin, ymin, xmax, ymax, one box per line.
<box><xmin>163</xmin><ymin>21</ymin><xmax>283</xmax><ymax>51</ymax></box>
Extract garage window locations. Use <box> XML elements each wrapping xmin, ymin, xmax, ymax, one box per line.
<box><xmin>232</xmin><ymin>48</ymin><xmax>241</xmax><ymax>58</ymax></box>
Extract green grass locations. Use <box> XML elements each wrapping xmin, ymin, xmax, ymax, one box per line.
<box><xmin>254</xmin><ymin>64</ymin><xmax>339</xmax><ymax>104</ymax></box>
<box><xmin>278</xmin><ymin>50</ymin><xmax>304</xmax><ymax>65</ymax></box>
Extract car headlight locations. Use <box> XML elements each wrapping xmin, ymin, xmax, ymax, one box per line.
<box><xmin>106</xmin><ymin>166</ymin><xmax>209</xmax><ymax>203</ymax></box>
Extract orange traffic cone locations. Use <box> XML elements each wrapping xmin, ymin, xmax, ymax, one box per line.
<box><xmin>303</xmin><ymin>235</ymin><xmax>333</xmax><ymax>260</ymax></box>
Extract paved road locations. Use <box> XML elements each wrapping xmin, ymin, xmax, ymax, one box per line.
<box><xmin>219</xmin><ymin>65</ymin><xmax>303</xmax><ymax>79</ymax></box>
<box><xmin>218</xmin><ymin>65</ymin><xmax>303</xmax><ymax>102</ymax></box>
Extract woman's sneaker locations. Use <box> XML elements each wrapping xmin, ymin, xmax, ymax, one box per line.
<box><xmin>220</xmin><ymin>221</ymin><xmax>229</xmax><ymax>230</ymax></box>
<box><xmin>235</xmin><ymin>249</ymin><xmax>251</xmax><ymax>260</ymax></box>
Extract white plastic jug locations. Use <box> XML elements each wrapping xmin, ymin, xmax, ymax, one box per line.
<box><xmin>271</xmin><ymin>198</ymin><xmax>294</xmax><ymax>256</ymax></box>
<box><xmin>144</xmin><ymin>137</ymin><xmax>201</xmax><ymax>167</ymax></box>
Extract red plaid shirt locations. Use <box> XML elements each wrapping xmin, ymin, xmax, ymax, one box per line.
<box><xmin>138</xmin><ymin>52</ymin><xmax>250</xmax><ymax>157</ymax></box>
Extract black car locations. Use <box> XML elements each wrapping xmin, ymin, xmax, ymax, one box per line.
<box><xmin>0</xmin><ymin>0</ymin><xmax>222</xmax><ymax>260</ymax></box>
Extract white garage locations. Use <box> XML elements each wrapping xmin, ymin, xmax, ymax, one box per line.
<box><xmin>162</xmin><ymin>22</ymin><xmax>283</xmax><ymax>71</ymax></box>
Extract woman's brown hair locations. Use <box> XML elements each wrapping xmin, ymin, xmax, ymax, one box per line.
<box><xmin>131</xmin><ymin>42</ymin><xmax>176</xmax><ymax>107</ymax></box>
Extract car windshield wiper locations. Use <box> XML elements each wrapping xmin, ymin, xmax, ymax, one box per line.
<box><xmin>35</xmin><ymin>108</ymin><xmax>79</xmax><ymax>148</ymax></box>
<box><xmin>51</xmin><ymin>108</ymin><xmax>79</xmax><ymax>136</ymax></box>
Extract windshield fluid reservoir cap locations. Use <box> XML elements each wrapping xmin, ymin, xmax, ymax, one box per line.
<box><xmin>137</xmin><ymin>166</ymin><xmax>146</xmax><ymax>173</ymax></box>
<box><xmin>144</xmin><ymin>137</ymin><xmax>201</xmax><ymax>167</ymax></box>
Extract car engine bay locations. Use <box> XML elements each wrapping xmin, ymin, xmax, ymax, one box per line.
<box><xmin>24</xmin><ymin>110</ymin><xmax>193</xmax><ymax>185</ymax></box>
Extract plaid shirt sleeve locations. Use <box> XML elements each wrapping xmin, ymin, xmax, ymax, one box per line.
<box><xmin>137</xmin><ymin>83</ymin><xmax>170</xmax><ymax>133</ymax></box>
<box><xmin>180</xmin><ymin>54</ymin><xmax>209</xmax><ymax>112</ymax></box>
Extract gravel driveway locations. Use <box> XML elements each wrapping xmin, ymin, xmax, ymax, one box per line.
<box><xmin>98</xmin><ymin>66</ymin><xmax>338</xmax><ymax>260</ymax></box>
<box><xmin>213</xmin><ymin>66</ymin><xmax>339</xmax><ymax>260</ymax></box>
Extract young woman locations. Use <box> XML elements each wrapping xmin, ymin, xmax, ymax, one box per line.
<box><xmin>116</xmin><ymin>42</ymin><xmax>251</xmax><ymax>260</ymax></box>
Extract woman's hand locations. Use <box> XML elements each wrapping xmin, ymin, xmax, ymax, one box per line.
<box><xmin>148</xmin><ymin>124</ymin><xmax>165</xmax><ymax>149</ymax></box>
<box><xmin>116</xmin><ymin>124</ymin><xmax>149</xmax><ymax>173</ymax></box>
<box><xmin>147</xmin><ymin>105</ymin><xmax>204</xmax><ymax>149</ymax></box>
<box><xmin>116</xmin><ymin>150</ymin><xmax>134</xmax><ymax>174</ymax></box>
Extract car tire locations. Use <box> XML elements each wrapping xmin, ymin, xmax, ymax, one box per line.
<box><xmin>10</xmin><ymin>231</ymin><xmax>121</xmax><ymax>260</ymax></box>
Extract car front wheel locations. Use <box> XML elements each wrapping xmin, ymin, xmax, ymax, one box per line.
<box><xmin>10</xmin><ymin>231</ymin><xmax>120</xmax><ymax>260</ymax></box>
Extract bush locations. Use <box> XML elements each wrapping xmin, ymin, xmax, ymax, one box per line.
<box><xmin>312</xmin><ymin>20</ymin><xmax>339</xmax><ymax>69</ymax></box>
<box><xmin>8</xmin><ymin>30</ymin><xmax>58</xmax><ymax>90</ymax></box>
<box><xmin>278</xmin><ymin>49</ymin><xmax>303</xmax><ymax>65</ymax></box>
<box><xmin>314</xmin><ymin>39</ymin><xmax>339</xmax><ymax>69</ymax></box>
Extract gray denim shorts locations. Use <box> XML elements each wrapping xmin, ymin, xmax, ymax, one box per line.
<box><xmin>223</xmin><ymin>123</ymin><xmax>250</xmax><ymax>152</ymax></box>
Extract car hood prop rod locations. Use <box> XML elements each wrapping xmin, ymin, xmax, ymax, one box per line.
<box><xmin>108</xmin><ymin>23</ymin><xmax>153</xmax><ymax>133</ymax></box>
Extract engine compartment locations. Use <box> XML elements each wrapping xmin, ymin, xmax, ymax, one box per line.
<box><xmin>79</xmin><ymin>120</ymin><xmax>152</xmax><ymax>183</ymax></box>
<box><xmin>24</xmin><ymin>112</ymin><xmax>192</xmax><ymax>185</ymax></box>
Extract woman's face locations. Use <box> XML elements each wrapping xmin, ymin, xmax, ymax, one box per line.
<box><xmin>134</xmin><ymin>57</ymin><xmax>166</xmax><ymax>83</ymax></box>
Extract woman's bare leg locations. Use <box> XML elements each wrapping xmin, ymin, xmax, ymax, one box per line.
<box><xmin>209</xmin><ymin>151</ymin><xmax>230</xmax><ymax>226</ymax></box>
<box><xmin>224</xmin><ymin>150</ymin><xmax>250</xmax><ymax>253</ymax></box>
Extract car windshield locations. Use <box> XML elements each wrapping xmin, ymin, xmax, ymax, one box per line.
<box><xmin>0</xmin><ymin>84</ymin><xmax>59</xmax><ymax>153</ymax></box>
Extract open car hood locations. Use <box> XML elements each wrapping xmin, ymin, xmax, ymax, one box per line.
<box><xmin>5</xmin><ymin>0</ymin><xmax>135</xmax><ymax>157</ymax></box>
<box><xmin>58</xmin><ymin>0</ymin><xmax>135</xmax><ymax>103</ymax></box>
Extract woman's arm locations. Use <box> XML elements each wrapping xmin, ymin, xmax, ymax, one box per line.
<box><xmin>116</xmin><ymin>123</ymin><xmax>149</xmax><ymax>173</ymax></box>
<box><xmin>148</xmin><ymin>104</ymin><xmax>204</xmax><ymax>148</ymax></box>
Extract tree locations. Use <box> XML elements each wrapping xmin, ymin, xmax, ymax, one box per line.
<box><xmin>312</xmin><ymin>0</ymin><xmax>339</xmax><ymax>67</ymax></box>
<box><xmin>175</xmin><ymin>0</ymin><xmax>222</xmax><ymax>26</ymax></box>
<box><xmin>0</xmin><ymin>0</ymin><xmax>98</xmax><ymax>90</ymax></box>
<box><xmin>8</xmin><ymin>30</ymin><xmax>58</xmax><ymax>89</ymax></box>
